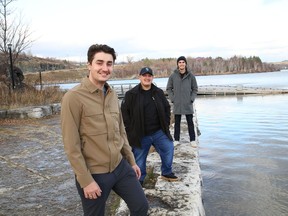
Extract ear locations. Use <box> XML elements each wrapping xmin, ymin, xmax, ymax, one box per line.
<box><xmin>87</xmin><ymin>62</ymin><xmax>91</xmax><ymax>70</ymax></box>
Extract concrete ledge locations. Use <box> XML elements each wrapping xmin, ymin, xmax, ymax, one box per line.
<box><xmin>116</xmin><ymin>143</ymin><xmax>205</xmax><ymax>215</ymax></box>
<box><xmin>0</xmin><ymin>102</ymin><xmax>205</xmax><ymax>215</ymax></box>
<box><xmin>0</xmin><ymin>103</ymin><xmax>61</xmax><ymax>119</ymax></box>
<box><xmin>116</xmin><ymin>111</ymin><xmax>205</xmax><ymax>215</ymax></box>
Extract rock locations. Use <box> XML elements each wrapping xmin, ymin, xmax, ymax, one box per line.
<box><xmin>0</xmin><ymin>104</ymin><xmax>61</xmax><ymax>119</ymax></box>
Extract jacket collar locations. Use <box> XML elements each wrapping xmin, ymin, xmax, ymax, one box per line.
<box><xmin>82</xmin><ymin>77</ymin><xmax>111</xmax><ymax>94</ymax></box>
<box><xmin>131</xmin><ymin>83</ymin><xmax>157</xmax><ymax>94</ymax></box>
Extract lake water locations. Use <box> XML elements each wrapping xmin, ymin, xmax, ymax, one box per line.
<box><xmin>197</xmin><ymin>94</ymin><xmax>288</xmax><ymax>216</ymax></box>
<box><xmin>59</xmin><ymin>70</ymin><xmax>288</xmax><ymax>90</ymax></box>
<box><xmin>191</xmin><ymin>71</ymin><xmax>288</xmax><ymax>216</ymax></box>
<box><xmin>59</xmin><ymin>70</ymin><xmax>288</xmax><ymax>215</ymax></box>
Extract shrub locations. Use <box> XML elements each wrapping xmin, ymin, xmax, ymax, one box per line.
<box><xmin>0</xmin><ymin>84</ymin><xmax>65</xmax><ymax>109</ymax></box>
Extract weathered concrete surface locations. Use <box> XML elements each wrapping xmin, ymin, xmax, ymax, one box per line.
<box><xmin>116</xmin><ymin>145</ymin><xmax>204</xmax><ymax>216</ymax></box>
<box><xmin>0</xmin><ymin>110</ymin><xmax>205</xmax><ymax>215</ymax></box>
<box><xmin>0</xmin><ymin>116</ymin><xmax>117</xmax><ymax>216</ymax></box>
<box><xmin>198</xmin><ymin>85</ymin><xmax>288</xmax><ymax>95</ymax></box>
<box><xmin>147</xmin><ymin>144</ymin><xmax>204</xmax><ymax>216</ymax></box>
<box><xmin>116</xmin><ymin>116</ymin><xmax>205</xmax><ymax>216</ymax></box>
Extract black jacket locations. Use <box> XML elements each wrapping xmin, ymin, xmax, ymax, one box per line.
<box><xmin>121</xmin><ymin>83</ymin><xmax>173</xmax><ymax>148</ymax></box>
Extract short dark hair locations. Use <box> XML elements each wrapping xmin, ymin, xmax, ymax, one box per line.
<box><xmin>87</xmin><ymin>44</ymin><xmax>117</xmax><ymax>64</ymax></box>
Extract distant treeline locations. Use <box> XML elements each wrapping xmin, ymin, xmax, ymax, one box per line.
<box><xmin>113</xmin><ymin>56</ymin><xmax>282</xmax><ymax>78</ymax></box>
<box><xmin>1</xmin><ymin>53</ymin><xmax>284</xmax><ymax>80</ymax></box>
<box><xmin>16</xmin><ymin>54</ymin><xmax>78</xmax><ymax>73</ymax></box>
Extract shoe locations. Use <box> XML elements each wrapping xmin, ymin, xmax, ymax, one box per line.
<box><xmin>161</xmin><ymin>173</ymin><xmax>179</xmax><ymax>182</ymax></box>
<box><xmin>174</xmin><ymin>140</ymin><xmax>179</xmax><ymax>147</ymax></box>
<box><xmin>190</xmin><ymin>141</ymin><xmax>197</xmax><ymax>148</ymax></box>
<box><xmin>197</xmin><ymin>127</ymin><xmax>201</xmax><ymax>136</ymax></box>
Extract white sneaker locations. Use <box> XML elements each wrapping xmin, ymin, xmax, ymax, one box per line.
<box><xmin>174</xmin><ymin>141</ymin><xmax>180</xmax><ymax>147</ymax></box>
<box><xmin>190</xmin><ymin>141</ymin><xmax>197</xmax><ymax>148</ymax></box>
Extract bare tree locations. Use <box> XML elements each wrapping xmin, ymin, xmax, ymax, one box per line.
<box><xmin>0</xmin><ymin>0</ymin><xmax>34</xmax><ymax>81</ymax></box>
<box><xmin>0</xmin><ymin>0</ymin><xmax>34</xmax><ymax>58</ymax></box>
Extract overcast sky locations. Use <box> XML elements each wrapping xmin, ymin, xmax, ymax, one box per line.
<box><xmin>14</xmin><ymin>0</ymin><xmax>288</xmax><ymax>63</ymax></box>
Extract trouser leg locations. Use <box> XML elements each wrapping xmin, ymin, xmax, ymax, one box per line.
<box><xmin>113</xmin><ymin>159</ymin><xmax>149</xmax><ymax>216</ymax></box>
<box><xmin>152</xmin><ymin>130</ymin><xmax>174</xmax><ymax>176</ymax></box>
<box><xmin>132</xmin><ymin>137</ymin><xmax>152</xmax><ymax>182</ymax></box>
<box><xmin>186</xmin><ymin>114</ymin><xmax>195</xmax><ymax>141</ymax></box>
<box><xmin>76</xmin><ymin>172</ymin><xmax>114</xmax><ymax>216</ymax></box>
<box><xmin>174</xmin><ymin>114</ymin><xmax>181</xmax><ymax>141</ymax></box>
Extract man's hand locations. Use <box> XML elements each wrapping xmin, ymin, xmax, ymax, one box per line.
<box><xmin>132</xmin><ymin>164</ymin><xmax>141</xmax><ymax>179</ymax></box>
<box><xmin>83</xmin><ymin>181</ymin><xmax>102</xmax><ymax>199</ymax></box>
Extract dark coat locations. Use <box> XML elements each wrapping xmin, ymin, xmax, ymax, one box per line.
<box><xmin>121</xmin><ymin>83</ymin><xmax>173</xmax><ymax>148</ymax></box>
<box><xmin>166</xmin><ymin>69</ymin><xmax>198</xmax><ymax>114</ymax></box>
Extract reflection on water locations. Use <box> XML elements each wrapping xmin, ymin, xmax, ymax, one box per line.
<box><xmin>197</xmin><ymin>94</ymin><xmax>288</xmax><ymax>216</ymax></box>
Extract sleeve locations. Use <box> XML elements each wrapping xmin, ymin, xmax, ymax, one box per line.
<box><xmin>60</xmin><ymin>91</ymin><xmax>94</xmax><ymax>188</ymax></box>
<box><xmin>120</xmin><ymin>93</ymin><xmax>131</xmax><ymax>131</ymax></box>
<box><xmin>119</xmin><ymin>105</ymin><xmax>136</xmax><ymax>166</ymax></box>
<box><xmin>166</xmin><ymin>75</ymin><xmax>174</xmax><ymax>102</ymax></box>
<box><xmin>160</xmin><ymin>89</ymin><xmax>171</xmax><ymax>126</ymax></box>
<box><xmin>191</xmin><ymin>75</ymin><xmax>198</xmax><ymax>102</ymax></box>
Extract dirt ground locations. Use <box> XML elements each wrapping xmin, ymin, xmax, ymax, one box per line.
<box><xmin>0</xmin><ymin>115</ymin><xmax>118</xmax><ymax>216</ymax></box>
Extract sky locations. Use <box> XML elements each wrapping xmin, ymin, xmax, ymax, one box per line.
<box><xmin>13</xmin><ymin>0</ymin><xmax>288</xmax><ymax>63</ymax></box>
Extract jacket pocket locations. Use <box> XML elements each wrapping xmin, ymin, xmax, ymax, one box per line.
<box><xmin>82</xmin><ymin>109</ymin><xmax>106</xmax><ymax>135</ymax></box>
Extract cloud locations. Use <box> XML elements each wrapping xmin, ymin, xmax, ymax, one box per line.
<box><xmin>15</xmin><ymin>0</ymin><xmax>288</xmax><ymax>62</ymax></box>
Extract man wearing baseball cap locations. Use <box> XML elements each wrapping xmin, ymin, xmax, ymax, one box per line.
<box><xmin>121</xmin><ymin>67</ymin><xmax>178</xmax><ymax>185</ymax></box>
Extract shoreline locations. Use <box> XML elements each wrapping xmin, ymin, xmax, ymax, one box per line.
<box><xmin>0</xmin><ymin>112</ymin><xmax>205</xmax><ymax>215</ymax></box>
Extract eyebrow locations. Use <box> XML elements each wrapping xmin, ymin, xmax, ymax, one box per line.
<box><xmin>95</xmin><ymin>59</ymin><xmax>113</xmax><ymax>64</ymax></box>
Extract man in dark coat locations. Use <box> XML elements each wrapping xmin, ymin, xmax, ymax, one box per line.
<box><xmin>121</xmin><ymin>67</ymin><xmax>178</xmax><ymax>185</ymax></box>
<box><xmin>166</xmin><ymin>56</ymin><xmax>198</xmax><ymax>147</ymax></box>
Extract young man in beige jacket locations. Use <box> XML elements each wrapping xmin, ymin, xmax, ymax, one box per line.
<box><xmin>61</xmin><ymin>44</ymin><xmax>148</xmax><ymax>216</ymax></box>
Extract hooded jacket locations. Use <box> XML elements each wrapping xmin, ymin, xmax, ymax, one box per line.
<box><xmin>166</xmin><ymin>69</ymin><xmax>198</xmax><ymax>114</ymax></box>
<box><xmin>121</xmin><ymin>83</ymin><xmax>173</xmax><ymax>148</ymax></box>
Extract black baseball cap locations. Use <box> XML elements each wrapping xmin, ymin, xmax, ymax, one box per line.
<box><xmin>139</xmin><ymin>67</ymin><xmax>153</xmax><ymax>76</ymax></box>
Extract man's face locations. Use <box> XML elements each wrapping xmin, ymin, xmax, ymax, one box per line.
<box><xmin>178</xmin><ymin>60</ymin><xmax>186</xmax><ymax>73</ymax></box>
<box><xmin>87</xmin><ymin>51</ymin><xmax>114</xmax><ymax>85</ymax></box>
<box><xmin>139</xmin><ymin>73</ymin><xmax>153</xmax><ymax>89</ymax></box>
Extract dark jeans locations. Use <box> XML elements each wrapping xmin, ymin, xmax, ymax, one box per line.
<box><xmin>133</xmin><ymin>129</ymin><xmax>174</xmax><ymax>182</ymax></box>
<box><xmin>174</xmin><ymin>114</ymin><xmax>195</xmax><ymax>141</ymax></box>
<box><xmin>76</xmin><ymin>159</ymin><xmax>149</xmax><ymax>216</ymax></box>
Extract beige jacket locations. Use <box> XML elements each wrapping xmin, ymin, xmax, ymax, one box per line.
<box><xmin>61</xmin><ymin>77</ymin><xmax>136</xmax><ymax>188</ymax></box>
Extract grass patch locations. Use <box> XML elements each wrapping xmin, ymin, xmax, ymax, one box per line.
<box><xmin>143</xmin><ymin>166</ymin><xmax>159</xmax><ymax>189</ymax></box>
<box><xmin>24</xmin><ymin>67</ymin><xmax>88</xmax><ymax>84</ymax></box>
<box><xmin>0</xmin><ymin>86</ymin><xmax>65</xmax><ymax>109</ymax></box>
<box><xmin>105</xmin><ymin>191</ymin><xmax>121</xmax><ymax>215</ymax></box>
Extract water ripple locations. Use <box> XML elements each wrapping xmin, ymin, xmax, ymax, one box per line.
<box><xmin>198</xmin><ymin>94</ymin><xmax>288</xmax><ymax>216</ymax></box>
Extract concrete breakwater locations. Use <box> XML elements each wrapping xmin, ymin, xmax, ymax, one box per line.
<box><xmin>111</xmin><ymin>84</ymin><xmax>288</xmax><ymax>98</ymax></box>
<box><xmin>116</xmin><ymin>133</ymin><xmax>205</xmax><ymax>215</ymax></box>
<box><xmin>197</xmin><ymin>85</ymin><xmax>288</xmax><ymax>95</ymax></box>
<box><xmin>115</xmin><ymin>105</ymin><xmax>204</xmax><ymax>215</ymax></box>
<box><xmin>0</xmin><ymin>103</ymin><xmax>205</xmax><ymax>215</ymax></box>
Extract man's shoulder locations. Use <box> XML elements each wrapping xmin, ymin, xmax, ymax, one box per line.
<box><xmin>127</xmin><ymin>84</ymin><xmax>139</xmax><ymax>94</ymax></box>
<box><xmin>66</xmin><ymin>82</ymin><xmax>86</xmax><ymax>95</ymax></box>
<box><xmin>169</xmin><ymin>70</ymin><xmax>179</xmax><ymax>78</ymax></box>
<box><xmin>152</xmin><ymin>84</ymin><xmax>163</xmax><ymax>92</ymax></box>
